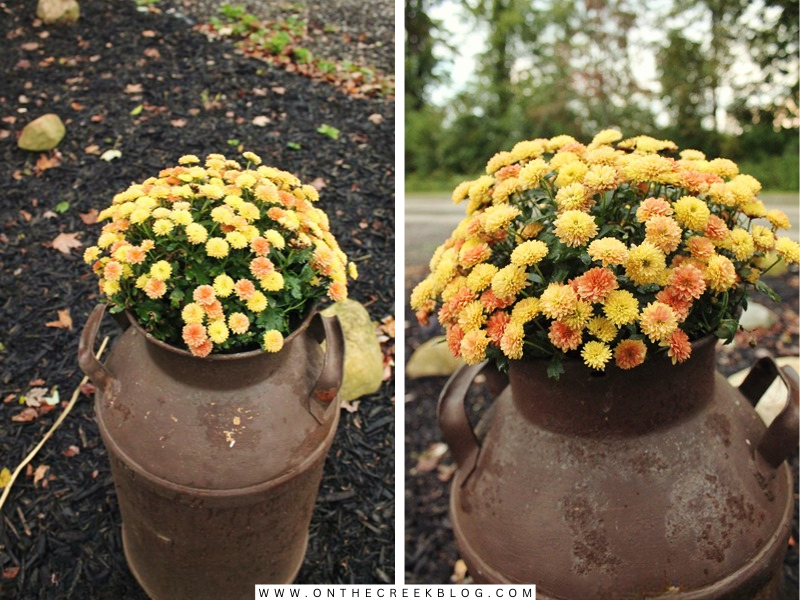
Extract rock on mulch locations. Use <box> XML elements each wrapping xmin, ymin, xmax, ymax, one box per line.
<box><xmin>0</xmin><ymin>0</ymin><xmax>394</xmax><ymax>596</ymax></box>
<box><xmin>404</xmin><ymin>266</ymin><xmax>799</xmax><ymax>591</ymax></box>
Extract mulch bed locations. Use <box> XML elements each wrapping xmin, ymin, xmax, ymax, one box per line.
<box><xmin>405</xmin><ymin>265</ymin><xmax>799</xmax><ymax>592</ymax></box>
<box><xmin>0</xmin><ymin>0</ymin><xmax>394</xmax><ymax>596</ymax></box>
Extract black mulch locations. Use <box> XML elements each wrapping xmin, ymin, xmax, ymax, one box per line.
<box><xmin>0</xmin><ymin>1</ymin><xmax>395</xmax><ymax>596</ymax></box>
<box><xmin>405</xmin><ymin>265</ymin><xmax>800</xmax><ymax>593</ymax></box>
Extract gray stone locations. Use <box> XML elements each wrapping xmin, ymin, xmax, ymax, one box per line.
<box><xmin>37</xmin><ymin>0</ymin><xmax>80</xmax><ymax>24</ymax></box>
<box><xmin>18</xmin><ymin>114</ymin><xmax>66</xmax><ymax>151</ymax></box>
<box><xmin>739</xmin><ymin>302</ymin><xmax>778</xmax><ymax>331</ymax></box>
<box><xmin>406</xmin><ymin>336</ymin><xmax>464</xmax><ymax>378</ymax></box>
<box><xmin>321</xmin><ymin>299</ymin><xmax>383</xmax><ymax>402</ymax></box>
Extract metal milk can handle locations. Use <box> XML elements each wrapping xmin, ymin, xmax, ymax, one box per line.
<box><xmin>738</xmin><ymin>357</ymin><xmax>799</xmax><ymax>470</ymax></box>
<box><xmin>307</xmin><ymin>312</ymin><xmax>345</xmax><ymax>422</ymax></box>
<box><xmin>437</xmin><ymin>360</ymin><xmax>493</xmax><ymax>485</ymax></box>
<box><xmin>78</xmin><ymin>304</ymin><xmax>120</xmax><ymax>396</ymax></box>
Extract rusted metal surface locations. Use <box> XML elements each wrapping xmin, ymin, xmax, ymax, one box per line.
<box><xmin>439</xmin><ymin>337</ymin><xmax>798</xmax><ymax>598</ymax></box>
<box><xmin>79</xmin><ymin>304</ymin><xmax>344</xmax><ymax>598</ymax></box>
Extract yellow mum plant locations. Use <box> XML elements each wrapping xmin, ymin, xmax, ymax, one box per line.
<box><xmin>411</xmin><ymin>131</ymin><xmax>799</xmax><ymax>378</ymax></box>
<box><xmin>86</xmin><ymin>152</ymin><xmax>354</xmax><ymax>357</ymax></box>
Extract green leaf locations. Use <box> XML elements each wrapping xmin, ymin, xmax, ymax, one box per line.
<box><xmin>754</xmin><ymin>279</ymin><xmax>781</xmax><ymax>303</ymax></box>
<box><xmin>130</xmin><ymin>104</ymin><xmax>143</xmax><ymax>116</ymax></box>
<box><xmin>316</xmin><ymin>124</ymin><xmax>340</xmax><ymax>140</ymax></box>
<box><xmin>547</xmin><ymin>355</ymin><xmax>564</xmax><ymax>380</ymax></box>
<box><xmin>715</xmin><ymin>318</ymin><xmax>738</xmax><ymax>344</ymax></box>
<box><xmin>54</xmin><ymin>201</ymin><xmax>70</xmax><ymax>213</ymax></box>
<box><xmin>287</xmin><ymin>142</ymin><xmax>301</xmax><ymax>150</ymax></box>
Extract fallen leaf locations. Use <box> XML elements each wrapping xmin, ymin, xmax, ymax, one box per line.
<box><xmin>142</xmin><ymin>30</ymin><xmax>157</xmax><ymax>38</ymax></box>
<box><xmin>309</xmin><ymin>177</ymin><xmax>327</xmax><ymax>191</ymax></box>
<box><xmin>415</xmin><ymin>442</ymin><xmax>448</xmax><ymax>473</ymax></box>
<box><xmin>437</xmin><ymin>463</ymin><xmax>457</xmax><ymax>482</ymax></box>
<box><xmin>3</xmin><ymin>394</ymin><xmax>16</xmax><ymax>404</ymax></box>
<box><xmin>0</xmin><ymin>467</ymin><xmax>11</xmax><ymax>488</ymax></box>
<box><xmin>62</xmin><ymin>445</ymin><xmax>80</xmax><ymax>458</ymax></box>
<box><xmin>42</xmin><ymin>210</ymin><xmax>58</xmax><ymax>219</ymax></box>
<box><xmin>124</xmin><ymin>83</ymin><xmax>143</xmax><ymax>94</ymax></box>
<box><xmin>380</xmin><ymin>315</ymin><xmax>395</xmax><ymax>338</ymax></box>
<box><xmin>2</xmin><ymin>566</ymin><xmax>19</xmax><ymax>580</ymax></box>
<box><xmin>368</xmin><ymin>113</ymin><xmax>384</xmax><ymax>125</ymax></box>
<box><xmin>252</xmin><ymin>115</ymin><xmax>271</xmax><ymax>127</ymax></box>
<box><xmin>51</xmin><ymin>232</ymin><xmax>82</xmax><ymax>255</ymax></box>
<box><xmin>29</xmin><ymin>378</ymin><xmax>45</xmax><ymax>386</ymax></box>
<box><xmin>144</xmin><ymin>47</ymin><xmax>161</xmax><ymax>59</ymax></box>
<box><xmin>19</xmin><ymin>209</ymin><xmax>32</xmax><ymax>222</ymax></box>
<box><xmin>33</xmin><ymin>465</ymin><xmax>48</xmax><ymax>487</ymax></box>
<box><xmin>11</xmin><ymin>407</ymin><xmax>38</xmax><ymax>422</ymax></box>
<box><xmin>20</xmin><ymin>42</ymin><xmax>39</xmax><ymax>51</ymax></box>
<box><xmin>340</xmin><ymin>399</ymin><xmax>360</xmax><ymax>414</ymax></box>
<box><xmin>272</xmin><ymin>86</ymin><xmax>286</xmax><ymax>95</ymax></box>
<box><xmin>170</xmin><ymin>118</ymin><xmax>187</xmax><ymax>128</ymax></box>
<box><xmin>46</xmin><ymin>308</ymin><xmax>72</xmax><ymax>330</ymax></box>
<box><xmin>100</xmin><ymin>149</ymin><xmax>122</xmax><ymax>162</ymax></box>
<box><xmin>84</xmin><ymin>144</ymin><xmax>100</xmax><ymax>154</ymax></box>
<box><xmin>79</xmin><ymin>209</ymin><xmax>99</xmax><ymax>224</ymax></box>
<box><xmin>450</xmin><ymin>559</ymin><xmax>468</xmax><ymax>584</ymax></box>
<box><xmin>80</xmin><ymin>382</ymin><xmax>96</xmax><ymax>397</ymax></box>
<box><xmin>70</xmin><ymin>101</ymin><xmax>84</xmax><ymax>110</ymax></box>
<box><xmin>24</xmin><ymin>387</ymin><xmax>48</xmax><ymax>407</ymax></box>
<box><xmin>35</xmin><ymin>153</ymin><xmax>61</xmax><ymax>174</ymax></box>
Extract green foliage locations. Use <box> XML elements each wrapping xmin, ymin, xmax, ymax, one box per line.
<box><xmin>316</xmin><ymin>124</ymin><xmax>340</xmax><ymax>140</ymax></box>
<box><xmin>54</xmin><ymin>201</ymin><xmax>70</xmax><ymax>213</ymax></box>
<box><xmin>293</xmin><ymin>47</ymin><xmax>311</xmax><ymax>64</ymax></box>
<box><xmin>267</xmin><ymin>31</ymin><xmax>291</xmax><ymax>54</ymax></box>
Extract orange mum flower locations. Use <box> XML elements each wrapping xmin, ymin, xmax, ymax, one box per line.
<box><xmin>234</xmin><ymin>278</ymin><xmax>256</xmax><ymax>300</ymax></box>
<box><xmin>485</xmin><ymin>311</ymin><xmax>511</xmax><ymax>345</ymax></box>
<box><xmin>703</xmin><ymin>215</ymin><xmax>729</xmax><ymax>241</ymax></box>
<box><xmin>144</xmin><ymin>278</ymin><xmax>167</xmax><ymax>299</ymax></box>
<box><xmin>126</xmin><ymin>246</ymin><xmax>146</xmax><ymax>265</ymax></box>
<box><xmin>182</xmin><ymin>323</ymin><xmax>208</xmax><ymax>348</ymax></box>
<box><xmin>190</xmin><ymin>339</ymin><xmax>213</xmax><ymax>358</ymax></box>
<box><xmin>438</xmin><ymin>288</ymin><xmax>475</xmax><ymax>325</ymax></box>
<box><xmin>635</xmin><ymin>197</ymin><xmax>673</xmax><ymax>222</ymax></box>
<box><xmin>193</xmin><ymin>285</ymin><xmax>216</xmax><ymax>306</ymax></box>
<box><xmin>328</xmin><ymin>281</ymin><xmax>347</xmax><ymax>302</ymax></box>
<box><xmin>656</xmin><ymin>287</ymin><xmax>692</xmax><ymax>322</ymax></box>
<box><xmin>614</xmin><ymin>339</ymin><xmax>647</xmax><ymax>370</ymax></box>
<box><xmin>665</xmin><ymin>328</ymin><xmax>692</xmax><ymax>364</ymax></box>
<box><xmin>480</xmin><ymin>289</ymin><xmax>513</xmax><ymax>312</ymax></box>
<box><xmin>446</xmin><ymin>323</ymin><xmax>465</xmax><ymax>357</ymax></box>
<box><xmin>571</xmin><ymin>267</ymin><xmax>618</xmax><ymax>303</ymax></box>
<box><xmin>668</xmin><ymin>264</ymin><xmax>706</xmax><ymax>301</ymax></box>
<box><xmin>249</xmin><ymin>257</ymin><xmax>275</xmax><ymax>279</ymax></box>
<box><xmin>639</xmin><ymin>301</ymin><xmax>678</xmax><ymax>343</ymax></box>
<box><xmin>548</xmin><ymin>321</ymin><xmax>582</xmax><ymax>352</ymax></box>
<box><xmin>686</xmin><ymin>236</ymin><xmax>715</xmax><ymax>261</ymax></box>
<box><xmin>250</xmin><ymin>237</ymin><xmax>271</xmax><ymax>257</ymax></box>
<box><xmin>203</xmin><ymin>299</ymin><xmax>224</xmax><ymax>321</ymax></box>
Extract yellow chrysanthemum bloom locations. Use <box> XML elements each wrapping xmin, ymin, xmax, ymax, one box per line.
<box><xmin>83</xmin><ymin>246</ymin><xmax>101</xmax><ymax>264</ymax></box>
<box><xmin>625</xmin><ymin>241</ymin><xmax>667</xmax><ymax>286</ymax></box>
<box><xmin>185</xmin><ymin>223</ymin><xmax>208</xmax><ymax>245</ymax></box>
<box><xmin>226</xmin><ymin>231</ymin><xmax>248</xmax><ymax>250</ymax></box>
<box><xmin>207</xmin><ymin>321</ymin><xmax>230</xmax><ymax>345</ymax></box>
<box><xmin>260</xmin><ymin>271</ymin><xmax>285</xmax><ymax>291</ymax></box>
<box><xmin>520</xmin><ymin>221</ymin><xmax>544</xmax><ymax>239</ymax></box>
<box><xmin>518</xmin><ymin>159</ymin><xmax>549</xmax><ymax>189</ymax></box>
<box><xmin>482</xmin><ymin>204</ymin><xmax>521</xmax><ymax>234</ymax></box>
<box><xmin>491</xmin><ymin>177</ymin><xmax>521</xmax><ymax>204</ymax></box>
<box><xmin>179</xmin><ymin>155</ymin><xmax>200</xmax><ymax>165</ymax></box>
<box><xmin>181</xmin><ymin>303</ymin><xmax>205</xmax><ymax>324</ymax></box>
<box><xmin>539</xmin><ymin>283</ymin><xmax>578</xmax><ymax>320</ymax></box>
<box><xmin>679</xmin><ymin>149</ymin><xmax>706</xmax><ymax>161</ymax></box>
<box><xmin>590</xmin><ymin>129</ymin><xmax>623</xmax><ymax>147</ymax></box>
<box><xmin>547</xmin><ymin>135</ymin><xmax>578</xmax><ymax>152</ymax></box>
<box><xmin>555</xmin><ymin>182</ymin><xmax>588</xmax><ymax>212</ymax></box>
<box><xmin>588</xmin><ymin>237</ymin><xmax>628</xmax><ymax>266</ymax></box>
<box><xmin>264</xmin><ymin>229</ymin><xmax>286</xmax><ymax>250</ymax></box>
<box><xmin>451</xmin><ymin>180</ymin><xmax>471</xmax><ymax>205</ymax></box>
<box><xmin>152</xmin><ymin>207</ymin><xmax>171</xmax><ymax>220</ymax></box>
<box><xmin>553</xmin><ymin>210</ymin><xmax>598</xmax><ymax>247</ymax></box>
<box><xmin>468</xmin><ymin>176</ymin><xmax>495</xmax><ymax>206</ymax></box>
<box><xmin>587</xmin><ymin>316</ymin><xmax>617</xmax><ymax>343</ymax></box>
<box><xmin>228</xmin><ymin>312</ymin><xmax>250</xmax><ymax>334</ymax></box>
<box><xmin>581</xmin><ymin>341</ymin><xmax>612</xmax><ymax>371</ymax></box>
<box><xmin>727</xmin><ymin>228</ymin><xmax>755</xmax><ymax>261</ymax></box>
<box><xmin>466</xmin><ymin>263</ymin><xmax>499</xmax><ymax>292</ymax></box>
<box><xmin>486</xmin><ymin>151</ymin><xmax>515</xmax><ymax>175</ymax></box>
<box><xmin>583</xmin><ymin>164</ymin><xmax>618</xmax><ymax>191</ymax></box>
<box><xmin>235</xmin><ymin>172</ymin><xmax>256</xmax><ymax>189</ymax></box>
<box><xmin>211</xmin><ymin>205</ymin><xmax>234</xmax><ymax>225</ymax></box>
<box><xmin>134</xmin><ymin>195</ymin><xmax>158</xmax><ymax>211</ymax></box>
<box><xmin>247</xmin><ymin>290</ymin><xmax>268</xmax><ymax>313</ymax></box>
<box><xmin>242</xmin><ymin>151</ymin><xmax>262</xmax><ymax>165</ymax></box>
<box><xmin>704</xmin><ymin>254</ymin><xmax>737</xmax><ymax>292</ymax></box>
<box><xmin>623</xmin><ymin>154</ymin><xmax>673</xmax><ymax>182</ymax></box>
<box><xmin>562</xmin><ymin>300</ymin><xmax>593</xmax><ymax>331</ymax></box>
<box><xmin>602</xmin><ymin>290</ymin><xmax>639</xmax><ymax>326</ymax></box>
<box><xmin>262</xmin><ymin>330</ymin><xmax>284</xmax><ymax>353</ymax></box>
<box><xmin>510</xmin><ymin>240</ymin><xmax>549</xmax><ymax>266</ymax></box>
<box><xmin>491</xmin><ymin>264</ymin><xmax>529</xmax><ymax>299</ymax></box>
<box><xmin>170</xmin><ymin>209</ymin><xmax>193</xmax><ymax>226</ymax></box>
<box><xmin>152</xmin><ymin>219</ymin><xmax>174</xmax><ymax>236</ymax></box>
<box><xmin>775</xmin><ymin>237</ymin><xmax>800</xmax><ymax>264</ymax></box>
<box><xmin>199</xmin><ymin>183</ymin><xmax>225</xmax><ymax>200</ymax></box>
<box><xmin>510</xmin><ymin>296</ymin><xmax>540</xmax><ymax>325</ymax></box>
<box><xmin>766</xmin><ymin>209</ymin><xmax>791</xmax><ymax>231</ymax></box>
<box><xmin>460</xmin><ymin>330</ymin><xmax>491</xmax><ymax>364</ymax></box>
<box><xmin>673</xmin><ymin>196</ymin><xmax>710</xmax><ymax>231</ymax></box>
<box><xmin>554</xmin><ymin>161</ymin><xmax>589</xmax><ymax>188</ymax></box>
<box><xmin>129</xmin><ymin>208</ymin><xmax>151</xmax><ymax>225</ymax></box>
<box><xmin>102</xmin><ymin>279</ymin><xmax>121</xmax><ymax>295</ymax></box>
<box><xmin>347</xmin><ymin>262</ymin><xmax>358</xmax><ymax>280</ymax></box>
<box><xmin>135</xmin><ymin>274</ymin><xmax>149</xmax><ymax>290</ymax></box>
<box><xmin>98</xmin><ymin>232</ymin><xmax>120</xmax><ymax>249</ymax></box>
<box><xmin>205</xmin><ymin>237</ymin><xmax>230</xmax><ymax>259</ymax></box>
<box><xmin>150</xmin><ymin>260</ymin><xmax>172</xmax><ymax>281</ymax></box>
<box><xmin>458</xmin><ymin>301</ymin><xmax>487</xmax><ymax>333</ymax></box>
<box><xmin>549</xmin><ymin>151</ymin><xmax>580</xmax><ymax>170</ymax></box>
<box><xmin>751</xmin><ymin>225</ymin><xmax>775</xmax><ymax>252</ymax></box>
<box><xmin>500</xmin><ymin>321</ymin><xmax>525</xmax><ymax>359</ymax></box>
<box><xmin>707</xmin><ymin>158</ymin><xmax>739</xmax><ymax>179</ymax></box>
<box><xmin>510</xmin><ymin>139</ymin><xmax>545</xmax><ymax>161</ymax></box>
<box><xmin>212</xmin><ymin>274</ymin><xmax>235</xmax><ymax>297</ymax></box>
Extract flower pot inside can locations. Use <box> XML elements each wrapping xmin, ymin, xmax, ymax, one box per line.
<box><xmin>79</xmin><ymin>302</ymin><xmax>345</xmax><ymax>599</ymax></box>
<box><xmin>438</xmin><ymin>338</ymin><xmax>799</xmax><ymax>599</ymax></box>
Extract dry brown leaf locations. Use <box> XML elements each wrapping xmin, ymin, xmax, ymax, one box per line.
<box><xmin>20</xmin><ymin>42</ymin><xmax>39</xmax><ymax>51</ymax></box>
<box><xmin>2</xmin><ymin>567</ymin><xmax>20</xmax><ymax>580</ymax></box>
<box><xmin>84</xmin><ymin>144</ymin><xmax>100</xmax><ymax>155</ymax></box>
<box><xmin>368</xmin><ymin>113</ymin><xmax>384</xmax><ymax>125</ymax></box>
<box><xmin>450</xmin><ymin>559</ymin><xmax>468</xmax><ymax>584</ymax></box>
<box><xmin>142</xmin><ymin>30</ymin><xmax>157</xmax><ymax>38</ymax></box>
<box><xmin>46</xmin><ymin>308</ymin><xmax>73</xmax><ymax>330</ymax></box>
<box><xmin>340</xmin><ymin>399</ymin><xmax>360</xmax><ymax>414</ymax></box>
<box><xmin>19</xmin><ymin>209</ymin><xmax>32</xmax><ymax>222</ymax></box>
<box><xmin>144</xmin><ymin>47</ymin><xmax>161</xmax><ymax>59</ymax></box>
<box><xmin>124</xmin><ymin>83</ymin><xmax>143</xmax><ymax>94</ymax></box>
<box><xmin>62</xmin><ymin>445</ymin><xmax>80</xmax><ymax>458</ymax></box>
<box><xmin>79</xmin><ymin>208</ymin><xmax>99</xmax><ymax>225</ymax></box>
<box><xmin>415</xmin><ymin>442</ymin><xmax>448</xmax><ymax>473</ymax></box>
<box><xmin>272</xmin><ymin>86</ymin><xmax>286</xmax><ymax>95</ymax></box>
<box><xmin>33</xmin><ymin>465</ymin><xmax>49</xmax><ymax>487</ymax></box>
<box><xmin>170</xmin><ymin>118</ymin><xmax>187</xmax><ymax>128</ymax></box>
<box><xmin>24</xmin><ymin>387</ymin><xmax>48</xmax><ymax>407</ymax></box>
<box><xmin>3</xmin><ymin>394</ymin><xmax>17</xmax><ymax>404</ymax></box>
<box><xmin>51</xmin><ymin>232</ymin><xmax>82</xmax><ymax>255</ymax></box>
<box><xmin>35</xmin><ymin>153</ymin><xmax>61</xmax><ymax>174</ymax></box>
<box><xmin>11</xmin><ymin>407</ymin><xmax>38</xmax><ymax>422</ymax></box>
<box><xmin>252</xmin><ymin>115</ymin><xmax>271</xmax><ymax>127</ymax></box>
<box><xmin>309</xmin><ymin>177</ymin><xmax>327</xmax><ymax>191</ymax></box>
<box><xmin>380</xmin><ymin>316</ymin><xmax>395</xmax><ymax>338</ymax></box>
<box><xmin>70</xmin><ymin>101</ymin><xmax>84</xmax><ymax>111</ymax></box>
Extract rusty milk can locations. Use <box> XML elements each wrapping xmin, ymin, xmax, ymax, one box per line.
<box><xmin>439</xmin><ymin>336</ymin><xmax>798</xmax><ymax>598</ymax></box>
<box><xmin>78</xmin><ymin>303</ymin><xmax>344</xmax><ymax>599</ymax></box>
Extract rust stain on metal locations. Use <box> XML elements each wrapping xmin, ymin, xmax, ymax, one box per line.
<box><xmin>314</xmin><ymin>387</ymin><xmax>336</xmax><ymax>402</ymax></box>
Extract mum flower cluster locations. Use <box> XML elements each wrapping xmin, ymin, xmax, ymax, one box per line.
<box><xmin>85</xmin><ymin>152</ymin><xmax>355</xmax><ymax>356</ymax></box>
<box><xmin>411</xmin><ymin>131</ymin><xmax>799</xmax><ymax>377</ymax></box>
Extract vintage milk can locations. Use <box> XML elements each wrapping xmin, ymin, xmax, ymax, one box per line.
<box><xmin>79</xmin><ymin>303</ymin><xmax>344</xmax><ymax>599</ymax></box>
<box><xmin>439</xmin><ymin>336</ymin><xmax>798</xmax><ymax>598</ymax></box>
